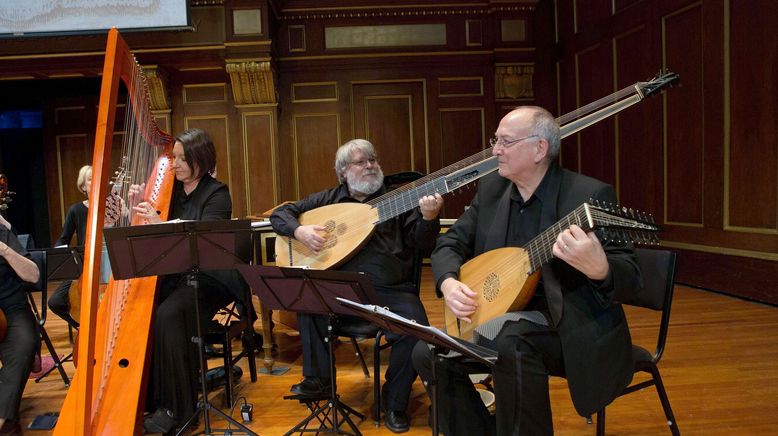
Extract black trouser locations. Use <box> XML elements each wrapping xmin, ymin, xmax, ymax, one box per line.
<box><xmin>298</xmin><ymin>289</ymin><xmax>429</xmax><ymax>412</ymax></box>
<box><xmin>48</xmin><ymin>280</ymin><xmax>79</xmax><ymax>328</ymax></box>
<box><xmin>146</xmin><ymin>276</ymin><xmax>233</xmax><ymax>425</ymax></box>
<box><xmin>412</xmin><ymin>318</ymin><xmax>564</xmax><ymax>436</ymax></box>
<box><xmin>0</xmin><ymin>306</ymin><xmax>39</xmax><ymax>422</ymax></box>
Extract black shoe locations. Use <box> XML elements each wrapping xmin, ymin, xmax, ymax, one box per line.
<box><xmin>143</xmin><ymin>408</ymin><xmax>177</xmax><ymax>434</ymax></box>
<box><xmin>201</xmin><ymin>365</ymin><xmax>243</xmax><ymax>391</ymax></box>
<box><xmin>289</xmin><ymin>376</ymin><xmax>332</xmax><ymax>396</ymax></box>
<box><xmin>384</xmin><ymin>409</ymin><xmax>410</xmax><ymax>433</ymax></box>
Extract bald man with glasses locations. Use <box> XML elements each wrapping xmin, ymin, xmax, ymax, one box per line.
<box><xmin>412</xmin><ymin>106</ymin><xmax>644</xmax><ymax>435</ymax></box>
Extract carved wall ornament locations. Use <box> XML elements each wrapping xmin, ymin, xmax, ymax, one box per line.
<box><xmin>141</xmin><ymin>65</ymin><xmax>171</xmax><ymax>111</ymax></box>
<box><xmin>226</xmin><ymin>60</ymin><xmax>277</xmax><ymax>105</ymax></box>
<box><xmin>495</xmin><ymin>64</ymin><xmax>534</xmax><ymax>99</ymax></box>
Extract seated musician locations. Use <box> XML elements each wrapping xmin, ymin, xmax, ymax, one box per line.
<box><xmin>411</xmin><ymin>106</ymin><xmax>643</xmax><ymax>435</ymax></box>
<box><xmin>129</xmin><ymin>128</ymin><xmax>248</xmax><ymax>434</ymax></box>
<box><xmin>48</xmin><ymin>164</ymin><xmax>91</xmax><ymax>329</ymax></box>
<box><xmin>270</xmin><ymin>139</ymin><xmax>443</xmax><ymax>433</ymax></box>
<box><xmin>0</xmin><ymin>214</ymin><xmax>41</xmax><ymax>435</ymax></box>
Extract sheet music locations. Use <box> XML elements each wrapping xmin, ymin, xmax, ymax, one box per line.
<box><xmin>250</xmin><ymin>220</ymin><xmax>272</xmax><ymax>228</ymax></box>
<box><xmin>336</xmin><ymin>297</ymin><xmax>497</xmax><ymax>366</ymax></box>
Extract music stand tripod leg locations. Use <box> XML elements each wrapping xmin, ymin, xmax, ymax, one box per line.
<box><xmin>175</xmin><ymin>269</ymin><xmax>258</xmax><ymax>436</ymax></box>
<box><xmin>430</xmin><ymin>348</ymin><xmax>441</xmax><ymax>436</ymax></box>
<box><xmin>283</xmin><ymin>315</ymin><xmax>364</xmax><ymax>436</ymax></box>
<box><xmin>325</xmin><ymin>315</ymin><xmax>364</xmax><ymax>435</ymax></box>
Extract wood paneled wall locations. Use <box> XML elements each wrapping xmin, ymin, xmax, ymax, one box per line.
<box><xmin>3</xmin><ymin>0</ymin><xmax>774</xmax><ymax>302</ymax></box>
<box><xmin>555</xmin><ymin>0</ymin><xmax>778</xmax><ymax>303</ymax></box>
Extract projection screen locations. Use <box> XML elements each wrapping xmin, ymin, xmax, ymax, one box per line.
<box><xmin>0</xmin><ymin>0</ymin><xmax>189</xmax><ymax>37</ymax></box>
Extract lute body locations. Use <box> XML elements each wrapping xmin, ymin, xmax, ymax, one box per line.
<box><xmin>275</xmin><ymin>203</ymin><xmax>379</xmax><ymax>269</ymax></box>
<box><xmin>446</xmin><ymin>202</ymin><xmax>660</xmax><ymax>340</ymax></box>
<box><xmin>446</xmin><ymin>247</ymin><xmax>540</xmax><ymax>340</ymax></box>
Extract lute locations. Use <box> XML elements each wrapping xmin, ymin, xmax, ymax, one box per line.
<box><xmin>275</xmin><ymin>71</ymin><xmax>678</xmax><ymax>270</ymax></box>
<box><xmin>446</xmin><ymin>202</ymin><xmax>661</xmax><ymax>340</ymax></box>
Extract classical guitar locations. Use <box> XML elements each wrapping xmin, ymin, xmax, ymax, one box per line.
<box><xmin>446</xmin><ymin>202</ymin><xmax>661</xmax><ymax>340</ymax></box>
<box><xmin>275</xmin><ymin>71</ymin><xmax>678</xmax><ymax>270</ymax></box>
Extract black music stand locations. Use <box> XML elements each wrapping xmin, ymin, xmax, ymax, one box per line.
<box><xmin>335</xmin><ymin>298</ymin><xmax>498</xmax><ymax>436</ymax></box>
<box><xmin>33</xmin><ymin>246</ymin><xmax>86</xmax><ymax>384</ymax></box>
<box><xmin>237</xmin><ymin>264</ymin><xmax>382</xmax><ymax>436</ymax></box>
<box><xmin>104</xmin><ymin>219</ymin><xmax>257</xmax><ymax>436</ymax></box>
<box><xmin>44</xmin><ymin>246</ymin><xmax>85</xmax><ymax>283</ymax></box>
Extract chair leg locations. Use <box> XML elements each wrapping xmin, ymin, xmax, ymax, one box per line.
<box><xmin>35</xmin><ymin>326</ymin><xmax>70</xmax><ymax>387</ymax></box>
<box><xmin>373</xmin><ymin>335</ymin><xmax>382</xmax><ymax>427</ymax></box>
<box><xmin>243</xmin><ymin>328</ymin><xmax>258</xmax><ymax>382</ymax></box>
<box><xmin>596</xmin><ymin>408</ymin><xmax>605</xmax><ymax>436</ymax></box>
<box><xmin>223</xmin><ymin>333</ymin><xmax>234</xmax><ymax>407</ymax></box>
<box><xmin>650</xmin><ymin>366</ymin><xmax>680</xmax><ymax>436</ymax></box>
<box><xmin>350</xmin><ymin>337</ymin><xmax>370</xmax><ymax>378</ymax></box>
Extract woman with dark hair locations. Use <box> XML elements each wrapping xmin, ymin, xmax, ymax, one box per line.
<box><xmin>130</xmin><ymin>128</ymin><xmax>245</xmax><ymax>433</ymax></box>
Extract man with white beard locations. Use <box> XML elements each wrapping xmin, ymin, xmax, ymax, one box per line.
<box><xmin>271</xmin><ymin>139</ymin><xmax>443</xmax><ymax>433</ymax></box>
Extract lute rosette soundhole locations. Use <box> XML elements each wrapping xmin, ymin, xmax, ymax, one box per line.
<box><xmin>322</xmin><ymin>220</ymin><xmax>338</xmax><ymax>249</ymax></box>
<box><xmin>483</xmin><ymin>273</ymin><xmax>500</xmax><ymax>302</ymax></box>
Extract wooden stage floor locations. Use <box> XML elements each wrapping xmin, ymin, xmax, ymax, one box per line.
<box><xmin>15</xmin><ymin>269</ymin><xmax>778</xmax><ymax>435</ymax></box>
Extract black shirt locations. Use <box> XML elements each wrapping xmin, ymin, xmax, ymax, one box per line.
<box><xmin>270</xmin><ymin>183</ymin><xmax>440</xmax><ymax>293</ymax></box>
<box><xmin>0</xmin><ymin>226</ymin><xmax>32</xmax><ymax>313</ymax></box>
<box><xmin>55</xmin><ymin>201</ymin><xmax>88</xmax><ymax>247</ymax></box>
<box><xmin>170</xmin><ymin>173</ymin><xmax>232</xmax><ymax>221</ymax></box>
<box><xmin>161</xmin><ymin>174</ymin><xmax>235</xmax><ymax>294</ymax></box>
<box><xmin>504</xmin><ymin>163</ymin><xmax>563</xmax><ymax>307</ymax></box>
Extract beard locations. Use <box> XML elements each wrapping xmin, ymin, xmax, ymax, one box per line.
<box><xmin>346</xmin><ymin>167</ymin><xmax>384</xmax><ymax>197</ymax></box>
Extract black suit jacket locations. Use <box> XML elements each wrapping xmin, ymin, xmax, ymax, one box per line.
<box><xmin>432</xmin><ymin>163</ymin><xmax>643</xmax><ymax>416</ymax></box>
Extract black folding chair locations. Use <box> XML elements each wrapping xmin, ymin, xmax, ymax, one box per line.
<box><xmin>594</xmin><ymin>248</ymin><xmax>680</xmax><ymax>435</ymax></box>
<box><xmin>204</xmin><ymin>283</ymin><xmax>259</xmax><ymax>407</ymax></box>
<box><xmin>26</xmin><ymin>250</ymin><xmax>71</xmax><ymax>387</ymax></box>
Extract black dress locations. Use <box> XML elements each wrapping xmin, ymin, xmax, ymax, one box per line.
<box><xmin>146</xmin><ymin>174</ymin><xmax>243</xmax><ymax>426</ymax></box>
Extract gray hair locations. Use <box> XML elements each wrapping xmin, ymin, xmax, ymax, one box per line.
<box><xmin>334</xmin><ymin>139</ymin><xmax>377</xmax><ymax>183</ymax></box>
<box><xmin>521</xmin><ymin>106</ymin><xmax>561</xmax><ymax>161</ymax></box>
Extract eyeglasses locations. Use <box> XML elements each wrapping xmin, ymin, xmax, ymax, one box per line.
<box><xmin>349</xmin><ymin>158</ymin><xmax>377</xmax><ymax>168</ymax></box>
<box><xmin>489</xmin><ymin>134</ymin><xmax>538</xmax><ymax>149</ymax></box>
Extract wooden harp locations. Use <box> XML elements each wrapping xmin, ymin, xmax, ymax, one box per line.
<box><xmin>54</xmin><ymin>29</ymin><xmax>176</xmax><ymax>436</ymax></box>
